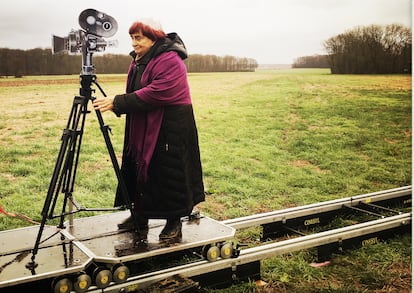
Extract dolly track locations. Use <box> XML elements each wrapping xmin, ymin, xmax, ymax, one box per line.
<box><xmin>86</xmin><ymin>186</ymin><xmax>411</xmax><ymax>292</ymax></box>
<box><xmin>0</xmin><ymin>186</ymin><xmax>410</xmax><ymax>292</ymax></box>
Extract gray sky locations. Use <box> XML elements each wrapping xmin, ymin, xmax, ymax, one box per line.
<box><xmin>0</xmin><ymin>0</ymin><xmax>411</xmax><ymax>64</ymax></box>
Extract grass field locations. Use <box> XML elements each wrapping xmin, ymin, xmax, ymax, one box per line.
<box><xmin>0</xmin><ymin>69</ymin><xmax>411</xmax><ymax>292</ymax></box>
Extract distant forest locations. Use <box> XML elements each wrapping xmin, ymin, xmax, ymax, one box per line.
<box><xmin>293</xmin><ymin>24</ymin><xmax>411</xmax><ymax>74</ymax></box>
<box><xmin>0</xmin><ymin>48</ymin><xmax>258</xmax><ymax>77</ymax></box>
<box><xmin>1</xmin><ymin>24</ymin><xmax>410</xmax><ymax>76</ymax></box>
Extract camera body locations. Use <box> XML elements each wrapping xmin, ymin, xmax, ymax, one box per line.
<box><xmin>52</xmin><ymin>9</ymin><xmax>118</xmax><ymax>55</ymax></box>
<box><xmin>52</xmin><ymin>9</ymin><xmax>118</xmax><ymax>75</ymax></box>
<box><xmin>52</xmin><ymin>30</ymin><xmax>118</xmax><ymax>55</ymax></box>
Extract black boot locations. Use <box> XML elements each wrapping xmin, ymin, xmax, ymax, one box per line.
<box><xmin>134</xmin><ymin>221</ymin><xmax>149</xmax><ymax>245</ymax></box>
<box><xmin>118</xmin><ymin>214</ymin><xmax>148</xmax><ymax>232</ymax></box>
<box><xmin>159</xmin><ymin>218</ymin><xmax>182</xmax><ymax>243</ymax></box>
<box><xmin>117</xmin><ymin>215</ymin><xmax>134</xmax><ymax>230</ymax></box>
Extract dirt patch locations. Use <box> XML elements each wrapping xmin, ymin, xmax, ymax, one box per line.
<box><xmin>290</xmin><ymin>159</ymin><xmax>328</xmax><ymax>174</ymax></box>
<box><xmin>198</xmin><ymin>194</ymin><xmax>228</xmax><ymax>220</ymax></box>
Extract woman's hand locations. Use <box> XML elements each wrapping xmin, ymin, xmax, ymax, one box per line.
<box><xmin>93</xmin><ymin>97</ymin><xmax>114</xmax><ymax>113</ymax></box>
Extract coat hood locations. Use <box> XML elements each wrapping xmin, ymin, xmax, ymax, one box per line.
<box><xmin>130</xmin><ymin>32</ymin><xmax>188</xmax><ymax>61</ymax></box>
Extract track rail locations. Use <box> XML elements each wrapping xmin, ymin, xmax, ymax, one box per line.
<box><xmin>86</xmin><ymin>213</ymin><xmax>411</xmax><ymax>292</ymax></box>
<box><xmin>0</xmin><ymin>186</ymin><xmax>411</xmax><ymax>292</ymax></box>
<box><xmin>89</xmin><ymin>186</ymin><xmax>411</xmax><ymax>292</ymax></box>
<box><xmin>222</xmin><ymin>185</ymin><xmax>411</xmax><ymax>229</ymax></box>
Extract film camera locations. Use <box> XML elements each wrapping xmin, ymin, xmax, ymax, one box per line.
<box><xmin>52</xmin><ymin>9</ymin><xmax>118</xmax><ymax>74</ymax></box>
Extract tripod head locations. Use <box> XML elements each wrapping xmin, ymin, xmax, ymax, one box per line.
<box><xmin>52</xmin><ymin>8</ymin><xmax>118</xmax><ymax>75</ymax></box>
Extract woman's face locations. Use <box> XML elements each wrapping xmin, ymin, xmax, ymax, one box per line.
<box><xmin>130</xmin><ymin>31</ymin><xmax>155</xmax><ymax>58</ymax></box>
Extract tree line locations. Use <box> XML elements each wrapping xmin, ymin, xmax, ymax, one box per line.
<box><xmin>323</xmin><ymin>24</ymin><xmax>411</xmax><ymax>74</ymax></box>
<box><xmin>185</xmin><ymin>54</ymin><xmax>258</xmax><ymax>72</ymax></box>
<box><xmin>293</xmin><ymin>24</ymin><xmax>411</xmax><ymax>74</ymax></box>
<box><xmin>292</xmin><ymin>54</ymin><xmax>329</xmax><ymax>68</ymax></box>
<box><xmin>0</xmin><ymin>48</ymin><xmax>258</xmax><ymax>77</ymax></box>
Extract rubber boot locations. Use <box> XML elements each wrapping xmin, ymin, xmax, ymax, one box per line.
<box><xmin>159</xmin><ymin>218</ymin><xmax>182</xmax><ymax>243</ymax></box>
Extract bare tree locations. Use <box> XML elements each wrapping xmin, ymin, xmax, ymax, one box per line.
<box><xmin>323</xmin><ymin>24</ymin><xmax>411</xmax><ymax>74</ymax></box>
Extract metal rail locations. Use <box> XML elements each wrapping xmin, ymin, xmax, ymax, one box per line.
<box><xmin>87</xmin><ymin>212</ymin><xmax>411</xmax><ymax>292</ymax></box>
<box><xmin>222</xmin><ymin>185</ymin><xmax>411</xmax><ymax>229</ymax></box>
<box><xmin>87</xmin><ymin>186</ymin><xmax>411</xmax><ymax>292</ymax></box>
<box><xmin>0</xmin><ymin>186</ymin><xmax>410</xmax><ymax>292</ymax></box>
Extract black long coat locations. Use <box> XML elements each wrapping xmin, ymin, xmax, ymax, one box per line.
<box><xmin>113</xmin><ymin>34</ymin><xmax>205</xmax><ymax>219</ymax></box>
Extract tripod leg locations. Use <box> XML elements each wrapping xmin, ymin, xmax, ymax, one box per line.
<box><xmin>92</xmin><ymin>80</ymin><xmax>140</xmax><ymax>232</ymax></box>
<box><xmin>56</xmin><ymin>96</ymin><xmax>89</xmax><ymax>227</ymax></box>
<box><xmin>27</xmin><ymin>96</ymin><xmax>87</xmax><ymax>268</ymax></box>
<box><xmin>93</xmin><ymin>108</ymin><xmax>139</xmax><ymax>231</ymax></box>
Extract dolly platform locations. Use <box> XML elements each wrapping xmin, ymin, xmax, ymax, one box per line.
<box><xmin>0</xmin><ymin>211</ymin><xmax>236</xmax><ymax>292</ymax></box>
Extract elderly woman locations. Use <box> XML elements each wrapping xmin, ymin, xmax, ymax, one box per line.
<box><xmin>93</xmin><ymin>19</ymin><xmax>204</xmax><ymax>243</ymax></box>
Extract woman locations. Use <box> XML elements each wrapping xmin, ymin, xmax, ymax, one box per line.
<box><xmin>93</xmin><ymin>19</ymin><xmax>204</xmax><ymax>243</ymax></box>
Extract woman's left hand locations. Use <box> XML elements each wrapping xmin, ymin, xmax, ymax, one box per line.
<box><xmin>93</xmin><ymin>97</ymin><xmax>114</xmax><ymax>113</ymax></box>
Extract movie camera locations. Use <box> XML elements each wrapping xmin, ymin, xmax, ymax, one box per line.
<box><xmin>52</xmin><ymin>8</ymin><xmax>118</xmax><ymax>74</ymax></box>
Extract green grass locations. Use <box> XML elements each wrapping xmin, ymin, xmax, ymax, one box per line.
<box><xmin>193</xmin><ymin>70</ymin><xmax>411</xmax><ymax>218</ymax></box>
<box><xmin>0</xmin><ymin>69</ymin><xmax>411</xmax><ymax>291</ymax></box>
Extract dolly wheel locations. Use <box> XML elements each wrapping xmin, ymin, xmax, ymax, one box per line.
<box><xmin>73</xmin><ymin>273</ymin><xmax>91</xmax><ymax>293</ymax></box>
<box><xmin>220</xmin><ymin>242</ymin><xmax>234</xmax><ymax>259</ymax></box>
<box><xmin>113</xmin><ymin>265</ymin><xmax>130</xmax><ymax>283</ymax></box>
<box><xmin>53</xmin><ymin>277</ymin><xmax>73</xmax><ymax>293</ymax></box>
<box><xmin>94</xmin><ymin>268</ymin><xmax>112</xmax><ymax>289</ymax></box>
<box><xmin>206</xmin><ymin>245</ymin><xmax>220</xmax><ymax>262</ymax></box>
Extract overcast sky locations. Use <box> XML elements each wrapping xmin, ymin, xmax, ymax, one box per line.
<box><xmin>0</xmin><ymin>0</ymin><xmax>411</xmax><ymax>64</ymax></box>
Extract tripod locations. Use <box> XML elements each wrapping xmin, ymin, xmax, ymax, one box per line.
<box><xmin>26</xmin><ymin>49</ymin><xmax>138</xmax><ymax>269</ymax></box>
